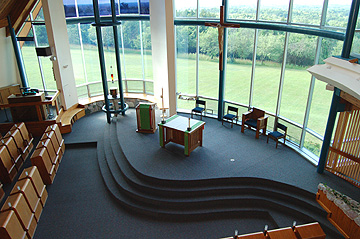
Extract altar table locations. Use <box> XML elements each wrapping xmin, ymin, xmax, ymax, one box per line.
<box><xmin>158</xmin><ymin>115</ymin><xmax>205</xmax><ymax>156</ymax></box>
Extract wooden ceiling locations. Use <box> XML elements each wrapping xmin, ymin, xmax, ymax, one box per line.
<box><xmin>0</xmin><ymin>0</ymin><xmax>39</xmax><ymax>35</ymax></box>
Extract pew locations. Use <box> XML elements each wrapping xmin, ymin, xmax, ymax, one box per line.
<box><xmin>0</xmin><ymin>210</ymin><xmax>27</xmax><ymax>239</ymax></box>
<box><xmin>222</xmin><ymin>222</ymin><xmax>325</xmax><ymax>239</ymax></box>
<box><xmin>30</xmin><ymin>124</ymin><xmax>64</xmax><ymax>185</ymax></box>
<box><xmin>0</xmin><ymin>122</ymin><xmax>34</xmax><ymax>184</ymax></box>
<box><xmin>1</xmin><ymin>193</ymin><xmax>37</xmax><ymax>238</ymax></box>
<box><xmin>18</xmin><ymin>166</ymin><xmax>48</xmax><ymax>207</ymax></box>
<box><xmin>0</xmin><ymin>166</ymin><xmax>47</xmax><ymax>239</ymax></box>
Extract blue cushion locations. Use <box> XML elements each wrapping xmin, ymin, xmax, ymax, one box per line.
<box><xmin>245</xmin><ymin>119</ymin><xmax>257</xmax><ymax>128</ymax></box>
<box><xmin>192</xmin><ymin>107</ymin><xmax>205</xmax><ymax>113</ymax></box>
<box><xmin>223</xmin><ymin>114</ymin><xmax>236</xmax><ymax>120</ymax></box>
<box><xmin>269</xmin><ymin>131</ymin><xmax>284</xmax><ymax>138</ymax></box>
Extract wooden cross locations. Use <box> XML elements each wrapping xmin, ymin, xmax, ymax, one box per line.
<box><xmin>205</xmin><ymin>6</ymin><xmax>240</xmax><ymax>71</ymax></box>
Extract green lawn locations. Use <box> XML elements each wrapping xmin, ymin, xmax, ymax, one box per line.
<box><xmin>21</xmin><ymin>45</ymin><xmax>332</xmax><ymax>156</ymax></box>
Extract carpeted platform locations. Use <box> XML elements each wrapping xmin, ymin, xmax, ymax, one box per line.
<box><xmin>32</xmin><ymin>110</ymin><xmax>359</xmax><ymax>239</ymax></box>
<box><xmin>117</xmin><ymin>109</ymin><xmax>358</xmax><ymax>198</ymax></box>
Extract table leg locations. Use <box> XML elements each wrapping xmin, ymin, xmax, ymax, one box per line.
<box><xmin>159</xmin><ymin>125</ymin><xmax>165</xmax><ymax>147</ymax></box>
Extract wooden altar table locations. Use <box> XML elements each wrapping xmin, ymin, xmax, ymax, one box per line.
<box><xmin>158</xmin><ymin>115</ymin><xmax>205</xmax><ymax>156</ymax></box>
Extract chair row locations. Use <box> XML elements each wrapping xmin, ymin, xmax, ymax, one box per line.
<box><xmin>223</xmin><ymin>222</ymin><xmax>325</xmax><ymax>239</ymax></box>
<box><xmin>0</xmin><ymin>166</ymin><xmax>48</xmax><ymax>239</ymax></box>
<box><xmin>191</xmin><ymin>101</ymin><xmax>287</xmax><ymax>148</ymax></box>
<box><xmin>30</xmin><ymin>124</ymin><xmax>65</xmax><ymax>185</ymax></box>
<box><xmin>0</xmin><ymin>123</ymin><xmax>34</xmax><ymax>184</ymax></box>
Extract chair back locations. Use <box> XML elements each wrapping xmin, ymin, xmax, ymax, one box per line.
<box><xmin>227</xmin><ymin>106</ymin><xmax>238</xmax><ymax>117</ymax></box>
<box><xmin>196</xmin><ymin>99</ymin><xmax>206</xmax><ymax>108</ymax></box>
<box><xmin>276</xmin><ymin>123</ymin><xmax>287</xmax><ymax>134</ymax></box>
<box><xmin>252</xmin><ymin>107</ymin><xmax>265</xmax><ymax>119</ymax></box>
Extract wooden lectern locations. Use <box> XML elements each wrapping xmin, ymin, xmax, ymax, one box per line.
<box><xmin>8</xmin><ymin>93</ymin><xmax>47</xmax><ymax>122</ymax></box>
<box><xmin>136</xmin><ymin>103</ymin><xmax>156</xmax><ymax>133</ymax></box>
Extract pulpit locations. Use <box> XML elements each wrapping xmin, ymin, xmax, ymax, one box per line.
<box><xmin>8</xmin><ymin>93</ymin><xmax>47</xmax><ymax>122</ymax></box>
<box><xmin>136</xmin><ymin>103</ymin><xmax>156</xmax><ymax>133</ymax></box>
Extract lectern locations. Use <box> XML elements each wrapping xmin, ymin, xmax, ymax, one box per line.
<box><xmin>136</xmin><ymin>103</ymin><xmax>156</xmax><ymax>133</ymax></box>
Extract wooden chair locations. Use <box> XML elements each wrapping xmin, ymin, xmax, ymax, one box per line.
<box><xmin>267</xmin><ymin>122</ymin><xmax>287</xmax><ymax>148</ymax></box>
<box><xmin>191</xmin><ymin>99</ymin><xmax>206</xmax><ymax>120</ymax></box>
<box><xmin>241</xmin><ymin>107</ymin><xmax>268</xmax><ymax>139</ymax></box>
<box><xmin>222</xmin><ymin>106</ymin><xmax>238</xmax><ymax>128</ymax></box>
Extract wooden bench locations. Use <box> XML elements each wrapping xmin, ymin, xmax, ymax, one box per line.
<box><xmin>0</xmin><ymin>122</ymin><xmax>34</xmax><ymax>184</ymax></box>
<box><xmin>316</xmin><ymin>188</ymin><xmax>360</xmax><ymax>239</ymax></box>
<box><xmin>222</xmin><ymin>222</ymin><xmax>325</xmax><ymax>239</ymax></box>
<box><xmin>1</xmin><ymin>193</ymin><xmax>37</xmax><ymax>238</ymax></box>
<box><xmin>0</xmin><ymin>166</ymin><xmax>47</xmax><ymax>239</ymax></box>
<box><xmin>30</xmin><ymin>124</ymin><xmax>64</xmax><ymax>185</ymax></box>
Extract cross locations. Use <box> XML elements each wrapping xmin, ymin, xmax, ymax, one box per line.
<box><xmin>205</xmin><ymin>5</ymin><xmax>240</xmax><ymax>71</ymax></box>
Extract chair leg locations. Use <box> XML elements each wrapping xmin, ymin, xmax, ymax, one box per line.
<box><xmin>276</xmin><ymin>140</ymin><xmax>278</xmax><ymax>148</ymax></box>
<box><xmin>255</xmin><ymin>129</ymin><xmax>260</xmax><ymax>139</ymax></box>
<box><xmin>231</xmin><ymin>121</ymin><xmax>233</xmax><ymax>128</ymax></box>
<box><xmin>241</xmin><ymin>124</ymin><xmax>244</xmax><ymax>133</ymax></box>
<box><xmin>222</xmin><ymin>120</ymin><xmax>224</xmax><ymax>125</ymax></box>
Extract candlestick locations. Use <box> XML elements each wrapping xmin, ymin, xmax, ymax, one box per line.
<box><xmin>187</xmin><ymin>118</ymin><xmax>191</xmax><ymax>131</ymax></box>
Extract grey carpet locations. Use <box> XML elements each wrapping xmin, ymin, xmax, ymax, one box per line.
<box><xmin>31</xmin><ymin>110</ymin><xmax>358</xmax><ymax>239</ymax></box>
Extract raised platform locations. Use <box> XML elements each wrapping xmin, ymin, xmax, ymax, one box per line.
<box><xmin>96</xmin><ymin>109</ymin><xmax>360</xmax><ymax>238</ymax></box>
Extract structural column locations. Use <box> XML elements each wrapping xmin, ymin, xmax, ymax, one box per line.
<box><xmin>149</xmin><ymin>0</ymin><xmax>176</xmax><ymax>116</ymax></box>
<box><xmin>42</xmin><ymin>0</ymin><xmax>78</xmax><ymax>110</ymax></box>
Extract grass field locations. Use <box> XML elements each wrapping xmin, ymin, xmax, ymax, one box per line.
<box><xmin>21</xmin><ymin>45</ymin><xmax>332</xmax><ymax>155</ymax></box>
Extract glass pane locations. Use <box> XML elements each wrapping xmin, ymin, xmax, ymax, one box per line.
<box><xmin>33</xmin><ymin>25</ymin><xmax>49</xmax><ymax>46</ymax></box>
<box><xmin>76</xmin><ymin>85</ymin><xmax>88</xmax><ymax>99</ymax></box>
<box><xmin>120</xmin><ymin>0</ymin><xmax>139</xmax><ymax>14</ymax></box>
<box><xmin>22</xmin><ymin>44</ymin><xmax>43</xmax><ymax>89</ymax></box>
<box><xmin>292</xmin><ymin>0</ymin><xmax>323</xmax><ymax>25</ymax></box>
<box><xmin>174</xmin><ymin>0</ymin><xmax>197</xmax><ymax>18</ymax></box>
<box><xmin>351</xmin><ymin>16</ymin><xmax>360</xmax><ymax>55</ymax></box>
<box><xmin>78</xmin><ymin>0</ymin><xmax>94</xmax><ymax>17</ymax></box>
<box><xmin>307</xmin><ymin>80</ymin><xmax>332</xmax><ymax>136</ymax></box>
<box><xmin>122</xmin><ymin>21</ymin><xmax>142</xmax><ymax>79</ymax></box>
<box><xmin>89</xmin><ymin>82</ymin><xmax>103</xmax><ymax>96</ymax></box>
<box><xmin>326</xmin><ymin>0</ymin><xmax>352</xmax><ymax>28</ymax></box>
<box><xmin>225</xmin><ymin>28</ymin><xmax>254</xmax><ymax>105</ymax></box>
<box><xmin>99</xmin><ymin>0</ymin><xmax>112</xmax><ymax>16</ymax></box>
<box><xmin>252</xmin><ymin>30</ymin><xmax>285</xmax><ymax>114</ymax></box>
<box><xmin>176</xmin><ymin>26</ymin><xmax>197</xmax><ymax>111</ymax></box>
<box><xmin>63</xmin><ymin>0</ymin><xmax>77</xmax><ymax>18</ymax></box>
<box><xmin>259</xmin><ymin>0</ymin><xmax>289</xmax><ymax>22</ymax></box>
<box><xmin>304</xmin><ymin>132</ymin><xmax>323</xmax><ymax>157</ymax></box>
<box><xmin>176</xmin><ymin>26</ymin><xmax>196</xmax><ymax>94</ymax></box>
<box><xmin>81</xmin><ymin>24</ymin><xmax>101</xmax><ymax>83</ymax></box>
<box><xmin>102</xmin><ymin>26</ymin><xmax>118</xmax><ymax>84</ymax></box>
<box><xmin>199</xmin><ymin>0</ymin><xmax>222</xmax><ymax>18</ymax></box>
<box><xmin>142</xmin><ymin>21</ymin><xmax>153</xmax><ymax>81</ymax></box>
<box><xmin>139</xmin><ymin>0</ymin><xmax>149</xmax><ymax>15</ymax></box>
<box><xmin>228</xmin><ymin>0</ymin><xmax>257</xmax><ymax>20</ymax></box>
<box><xmin>39</xmin><ymin>57</ymin><xmax>56</xmax><ymax>90</ymax></box>
<box><xmin>67</xmin><ymin>24</ymin><xmax>86</xmax><ymax>86</ymax></box>
<box><xmin>319</xmin><ymin>38</ymin><xmax>343</xmax><ymax>63</ymax></box>
<box><xmin>198</xmin><ymin>27</ymin><xmax>219</xmax><ymax>100</ymax></box>
<box><xmin>145</xmin><ymin>81</ymin><xmax>153</xmax><ymax>94</ymax></box>
<box><xmin>281</xmin><ymin>33</ymin><xmax>316</xmax><ymax>125</ymax></box>
<box><xmin>127</xmin><ymin>80</ymin><xmax>143</xmax><ymax>93</ymax></box>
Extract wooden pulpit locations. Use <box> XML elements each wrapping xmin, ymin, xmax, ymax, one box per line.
<box><xmin>136</xmin><ymin>103</ymin><xmax>156</xmax><ymax>133</ymax></box>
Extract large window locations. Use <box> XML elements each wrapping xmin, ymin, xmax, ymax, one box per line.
<box><xmin>253</xmin><ymin>30</ymin><xmax>285</xmax><ymax>114</ymax></box>
<box><xmin>174</xmin><ymin>0</ymin><xmax>352</xmax><ymax>163</ymax></box>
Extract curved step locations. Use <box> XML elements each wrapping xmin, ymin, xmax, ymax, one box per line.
<box><xmin>98</xmin><ymin>118</ymin><xmax>343</xmax><ymax>238</ymax></box>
